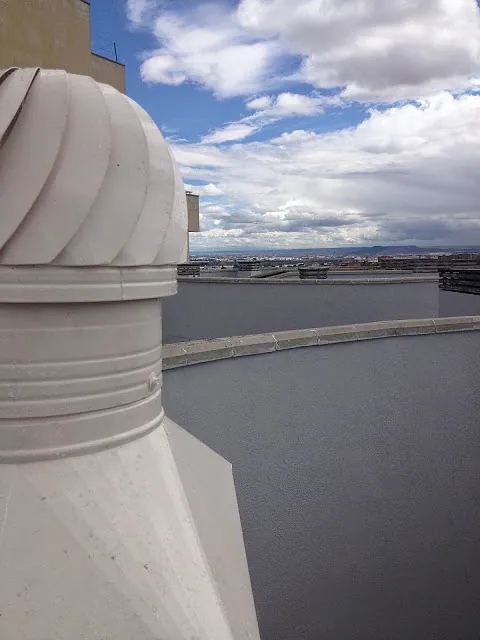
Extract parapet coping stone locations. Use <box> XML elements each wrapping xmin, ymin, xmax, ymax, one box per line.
<box><xmin>163</xmin><ymin>316</ymin><xmax>480</xmax><ymax>370</ymax></box>
<box><xmin>177</xmin><ymin>275</ymin><xmax>438</xmax><ymax>285</ymax></box>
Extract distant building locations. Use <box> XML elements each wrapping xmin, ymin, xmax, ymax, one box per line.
<box><xmin>234</xmin><ymin>260</ymin><xmax>262</xmax><ymax>271</ymax></box>
<box><xmin>378</xmin><ymin>256</ymin><xmax>439</xmax><ymax>271</ymax></box>
<box><xmin>0</xmin><ymin>0</ymin><xmax>126</xmax><ymax>93</ymax></box>
<box><xmin>439</xmin><ymin>267</ymin><xmax>480</xmax><ymax>295</ymax></box>
<box><xmin>379</xmin><ymin>254</ymin><xmax>480</xmax><ymax>272</ymax></box>
<box><xmin>186</xmin><ymin>193</ymin><xmax>200</xmax><ymax>232</ymax></box>
<box><xmin>298</xmin><ymin>265</ymin><xmax>329</xmax><ymax>279</ymax></box>
<box><xmin>177</xmin><ymin>263</ymin><xmax>201</xmax><ymax>277</ymax></box>
<box><xmin>442</xmin><ymin>252</ymin><xmax>480</xmax><ymax>266</ymax></box>
<box><xmin>186</xmin><ymin>192</ymin><xmax>200</xmax><ymax>260</ymax></box>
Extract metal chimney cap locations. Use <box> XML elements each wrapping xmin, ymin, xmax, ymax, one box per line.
<box><xmin>0</xmin><ymin>67</ymin><xmax>187</xmax><ymax>267</ymax></box>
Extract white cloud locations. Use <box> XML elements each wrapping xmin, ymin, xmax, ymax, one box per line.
<box><xmin>246</xmin><ymin>92</ymin><xmax>325</xmax><ymax>117</ymax></box>
<box><xmin>184</xmin><ymin>183</ymin><xmax>223</xmax><ymax>197</ymax></box>
<box><xmin>237</xmin><ymin>0</ymin><xmax>480</xmax><ymax>102</ymax></box>
<box><xmin>126</xmin><ymin>0</ymin><xmax>156</xmax><ymax>26</ymax></box>
<box><xmin>132</xmin><ymin>0</ymin><xmax>480</xmax><ymax>102</ymax></box>
<box><xmin>127</xmin><ymin>1</ymin><xmax>480</xmax><ymax>250</ymax></box>
<box><xmin>141</xmin><ymin>53</ymin><xmax>186</xmax><ymax>85</ymax></box>
<box><xmin>172</xmin><ymin>92</ymin><xmax>480</xmax><ymax>249</ymax></box>
<box><xmin>268</xmin><ymin>92</ymin><xmax>323</xmax><ymax>116</ymax></box>
<box><xmin>172</xmin><ymin>144</ymin><xmax>228</xmax><ymax>168</ymax></box>
<box><xmin>200</xmin><ymin>92</ymin><xmax>323</xmax><ymax>145</ymax></box>
<box><xmin>202</xmin><ymin>123</ymin><xmax>257</xmax><ymax>144</ymax></box>
<box><xmin>246</xmin><ymin>96</ymin><xmax>273</xmax><ymax>110</ymax></box>
<box><xmin>138</xmin><ymin>8</ymin><xmax>283</xmax><ymax>97</ymax></box>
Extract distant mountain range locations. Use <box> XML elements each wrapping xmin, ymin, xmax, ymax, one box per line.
<box><xmin>192</xmin><ymin>246</ymin><xmax>480</xmax><ymax>258</ymax></box>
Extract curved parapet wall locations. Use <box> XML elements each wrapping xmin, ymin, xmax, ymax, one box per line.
<box><xmin>0</xmin><ymin>67</ymin><xmax>187</xmax><ymax>265</ymax></box>
<box><xmin>163</xmin><ymin>276</ymin><xmax>439</xmax><ymax>343</ymax></box>
<box><xmin>163</xmin><ymin>320</ymin><xmax>480</xmax><ymax>639</ymax></box>
<box><xmin>163</xmin><ymin>316</ymin><xmax>480</xmax><ymax>368</ymax></box>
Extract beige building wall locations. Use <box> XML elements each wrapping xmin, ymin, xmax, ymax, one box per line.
<box><xmin>0</xmin><ymin>0</ymin><xmax>125</xmax><ymax>92</ymax></box>
<box><xmin>186</xmin><ymin>193</ymin><xmax>200</xmax><ymax>232</ymax></box>
<box><xmin>186</xmin><ymin>193</ymin><xmax>200</xmax><ymax>260</ymax></box>
<box><xmin>89</xmin><ymin>52</ymin><xmax>126</xmax><ymax>94</ymax></box>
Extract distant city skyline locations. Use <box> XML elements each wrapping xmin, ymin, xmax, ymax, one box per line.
<box><xmin>190</xmin><ymin>245</ymin><xmax>480</xmax><ymax>255</ymax></box>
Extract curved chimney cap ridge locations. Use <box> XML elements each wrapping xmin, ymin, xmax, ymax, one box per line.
<box><xmin>0</xmin><ymin>67</ymin><xmax>188</xmax><ymax>267</ymax></box>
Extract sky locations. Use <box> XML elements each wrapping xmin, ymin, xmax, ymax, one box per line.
<box><xmin>91</xmin><ymin>0</ymin><xmax>480</xmax><ymax>250</ymax></box>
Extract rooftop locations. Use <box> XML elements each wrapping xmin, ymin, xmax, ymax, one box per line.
<box><xmin>163</xmin><ymin>318</ymin><xmax>480</xmax><ymax>639</ymax></box>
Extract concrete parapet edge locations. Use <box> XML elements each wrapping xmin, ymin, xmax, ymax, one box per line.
<box><xmin>163</xmin><ymin>316</ymin><xmax>480</xmax><ymax>369</ymax></box>
<box><xmin>177</xmin><ymin>276</ymin><xmax>438</xmax><ymax>285</ymax></box>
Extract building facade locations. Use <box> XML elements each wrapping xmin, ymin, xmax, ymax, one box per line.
<box><xmin>186</xmin><ymin>192</ymin><xmax>200</xmax><ymax>259</ymax></box>
<box><xmin>0</xmin><ymin>0</ymin><xmax>125</xmax><ymax>92</ymax></box>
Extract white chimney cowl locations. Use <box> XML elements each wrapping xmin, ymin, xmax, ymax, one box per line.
<box><xmin>0</xmin><ymin>69</ymin><xmax>260</xmax><ymax>640</ymax></box>
<box><xmin>0</xmin><ymin>67</ymin><xmax>187</xmax><ymax>266</ymax></box>
<box><xmin>0</xmin><ymin>67</ymin><xmax>191</xmax><ymax>457</ymax></box>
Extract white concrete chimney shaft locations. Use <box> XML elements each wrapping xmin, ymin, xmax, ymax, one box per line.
<box><xmin>0</xmin><ymin>68</ymin><xmax>260</xmax><ymax>640</ymax></box>
<box><xmin>0</xmin><ymin>67</ymin><xmax>187</xmax><ymax>460</ymax></box>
